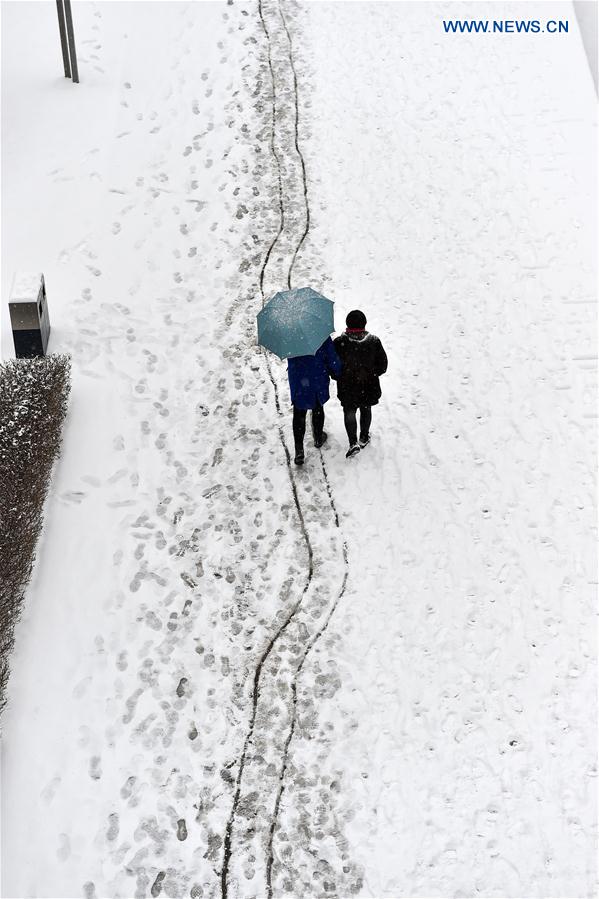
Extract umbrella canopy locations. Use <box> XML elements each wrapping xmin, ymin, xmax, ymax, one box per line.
<box><xmin>257</xmin><ymin>287</ymin><xmax>335</xmax><ymax>360</ymax></box>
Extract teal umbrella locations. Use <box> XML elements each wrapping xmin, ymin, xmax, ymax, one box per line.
<box><xmin>257</xmin><ymin>287</ymin><xmax>335</xmax><ymax>360</ymax></box>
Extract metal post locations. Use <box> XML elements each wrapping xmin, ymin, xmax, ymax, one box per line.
<box><xmin>56</xmin><ymin>0</ymin><xmax>71</xmax><ymax>78</ymax></box>
<box><xmin>63</xmin><ymin>0</ymin><xmax>79</xmax><ymax>84</ymax></box>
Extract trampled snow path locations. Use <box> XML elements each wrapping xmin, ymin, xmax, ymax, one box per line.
<box><xmin>220</xmin><ymin>3</ymin><xmax>359</xmax><ymax>896</ymax></box>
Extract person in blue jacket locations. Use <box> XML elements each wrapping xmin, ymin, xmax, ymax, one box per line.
<box><xmin>287</xmin><ymin>336</ymin><xmax>342</xmax><ymax>465</ymax></box>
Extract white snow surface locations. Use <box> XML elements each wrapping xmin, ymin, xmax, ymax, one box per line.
<box><xmin>10</xmin><ymin>272</ymin><xmax>44</xmax><ymax>302</ymax></box>
<box><xmin>1</xmin><ymin>2</ymin><xmax>597</xmax><ymax>899</ymax></box>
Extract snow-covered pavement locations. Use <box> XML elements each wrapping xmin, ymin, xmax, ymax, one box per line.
<box><xmin>298</xmin><ymin>3</ymin><xmax>598</xmax><ymax>896</ymax></box>
<box><xmin>1</xmin><ymin>2</ymin><xmax>597</xmax><ymax>898</ymax></box>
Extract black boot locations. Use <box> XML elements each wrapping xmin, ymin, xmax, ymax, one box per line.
<box><xmin>312</xmin><ymin>404</ymin><xmax>325</xmax><ymax>447</ymax></box>
<box><xmin>293</xmin><ymin>406</ymin><xmax>307</xmax><ymax>465</ymax></box>
<box><xmin>358</xmin><ymin>407</ymin><xmax>372</xmax><ymax>447</ymax></box>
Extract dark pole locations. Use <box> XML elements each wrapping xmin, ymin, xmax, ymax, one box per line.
<box><xmin>55</xmin><ymin>0</ymin><xmax>71</xmax><ymax>78</ymax></box>
<box><xmin>63</xmin><ymin>0</ymin><xmax>79</xmax><ymax>84</ymax></box>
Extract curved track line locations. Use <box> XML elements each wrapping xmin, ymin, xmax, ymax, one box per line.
<box><xmin>265</xmin><ymin>464</ymin><xmax>348</xmax><ymax>896</ymax></box>
<box><xmin>262</xmin><ymin>1</ymin><xmax>351</xmax><ymax>893</ymax></box>
<box><xmin>278</xmin><ymin>1</ymin><xmax>310</xmax><ymax>290</ymax></box>
<box><xmin>257</xmin><ymin>0</ymin><xmax>286</xmax><ymax>303</ymax></box>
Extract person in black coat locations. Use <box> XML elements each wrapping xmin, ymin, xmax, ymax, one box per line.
<box><xmin>333</xmin><ymin>310</ymin><xmax>388</xmax><ymax>458</ymax></box>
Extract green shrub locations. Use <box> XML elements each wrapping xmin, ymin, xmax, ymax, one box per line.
<box><xmin>0</xmin><ymin>354</ymin><xmax>71</xmax><ymax>713</ymax></box>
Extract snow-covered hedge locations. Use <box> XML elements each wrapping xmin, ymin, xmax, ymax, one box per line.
<box><xmin>0</xmin><ymin>355</ymin><xmax>71</xmax><ymax>712</ymax></box>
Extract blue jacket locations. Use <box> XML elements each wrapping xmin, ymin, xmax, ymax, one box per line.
<box><xmin>287</xmin><ymin>337</ymin><xmax>342</xmax><ymax>410</ymax></box>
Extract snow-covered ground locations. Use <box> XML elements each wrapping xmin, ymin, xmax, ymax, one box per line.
<box><xmin>1</xmin><ymin>2</ymin><xmax>597</xmax><ymax>898</ymax></box>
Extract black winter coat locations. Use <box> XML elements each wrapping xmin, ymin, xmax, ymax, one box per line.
<box><xmin>333</xmin><ymin>331</ymin><xmax>388</xmax><ymax>408</ymax></box>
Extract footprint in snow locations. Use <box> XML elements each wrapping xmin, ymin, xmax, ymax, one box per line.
<box><xmin>73</xmin><ymin>676</ymin><xmax>92</xmax><ymax>699</ymax></box>
<box><xmin>150</xmin><ymin>872</ymin><xmax>166</xmax><ymax>898</ymax></box>
<box><xmin>146</xmin><ymin>611</ymin><xmax>161</xmax><ymax>630</ymax></box>
<box><xmin>186</xmin><ymin>199</ymin><xmax>207</xmax><ymax>212</ymax></box>
<box><xmin>41</xmin><ymin>775</ymin><xmax>61</xmax><ymax>804</ymax></box>
<box><xmin>57</xmin><ymin>834</ymin><xmax>71</xmax><ymax>861</ymax></box>
<box><xmin>106</xmin><ymin>812</ymin><xmax>119</xmax><ymax>841</ymax></box>
<box><xmin>61</xmin><ymin>490</ymin><xmax>86</xmax><ymax>504</ymax></box>
<box><xmin>120</xmin><ymin>775</ymin><xmax>137</xmax><ymax>799</ymax></box>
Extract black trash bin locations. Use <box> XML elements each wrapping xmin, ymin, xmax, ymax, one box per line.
<box><xmin>9</xmin><ymin>272</ymin><xmax>51</xmax><ymax>358</ymax></box>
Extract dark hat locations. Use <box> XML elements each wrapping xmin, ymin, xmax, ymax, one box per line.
<box><xmin>346</xmin><ymin>309</ymin><xmax>367</xmax><ymax>330</ymax></box>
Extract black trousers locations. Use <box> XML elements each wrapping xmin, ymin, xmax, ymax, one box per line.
<box><xmin>343</xmin><ymin>405</ymin><xmax>372</xmax><ymax>445</ymax></box>
<box><xmin>293</xmin><ymin>404</ymin><xmax>324</xmax><ymax>452</ymax></box>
